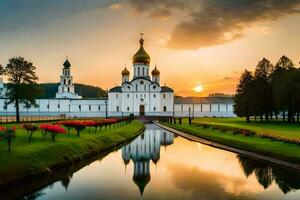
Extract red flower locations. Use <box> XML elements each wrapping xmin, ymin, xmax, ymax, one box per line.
<box><xmin>0</xmin><ymin>126</ymin><xmax>6</xmax><ymax>132</ymax></box>
<box><xmin>40</xmin><ymin>124</ymin><xmax>66</xmax><ymax>134</ymax></box>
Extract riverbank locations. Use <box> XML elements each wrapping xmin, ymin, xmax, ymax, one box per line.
<box><xmin>193</xmin><ymin>117</ymin><xmax>300</xmax><ymax>142</ymax></box>
<box><xmin>0</xmin><ymin>120</ymin><xmax>144</xmax><ymax>190</ymax></box>
<box><xmin>159</xmin><ymin>119</ymin><xmax>300</xmax><ymax>167</ymax></box>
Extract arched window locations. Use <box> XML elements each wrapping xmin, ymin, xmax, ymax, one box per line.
<box><xmin>153</xmin><ymin>94</ymin><xmax>156</xmax><ymax>98</ymax></box>
<box><xmin>116</xmin><ymin>106</ymin><xmax>119</xmax><ymax>112</ymax></box>
<box><xmin>67</xmin><ymin>87</ymin><xmax>70</xmax><ymax>92</ymax></box>
<box><xmin>127</xmin><ymin>94</ymin><xmax>130</xmax><ymax>98</ymax></box>
<box><xmin>153</xmin><ymin>107</ymin><xmax>156</xmax><ymax>111</ymax></box>
<box><xmin>142</xmin><ymin>67</ymin><xmax>145</xmax><ymax>76</ymax></box>
<box><xmin>79</xmin><ymin>105</ymin><xmax>81</xmax><ymax>111</ymax></box>
<box><xmin>64</xmin><ymin>79</ymin><xmax>66</xmax><ymax>85</ymax></box>
<box><xmin>127</xmin><ymin>107</ymin><xmax>130</xmax><ymax>111</ymax></box>
<box><xmin>163</xmin><ymin>94</ymin><xmax>166</xmax><ymax>99</ymax></box>
<box><xmin>138</xmin><ymin>67</ymin><xmax>140</xmax><ymax>76</ymax></box>
<box><xmin>68</xmin><ymin>80</ymin><xmax>71</xmax><ymax>85</ymax></box>
<box><xmin>98</xmin><ymin>105</ymin><xmax>101</xmax><ymax>111</ymax></box>
<box><xmin>89</xmin><ymin>105</ymin><xmax>91</xmax><ymax>111</ymax></box>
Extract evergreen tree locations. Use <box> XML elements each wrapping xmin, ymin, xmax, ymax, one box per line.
<box><xmin>271</xmin><ymin>56</ymin><xmax>295</xmax><ymax>121</ymax></box>
<box><xmin>234</xmin><ymin>70</ymin><xmax>254</xmax><ymax>122</ymax></box>
<box><xmin>253</xmin><ymin>58</ymin><xmax>274</xmax><ymax>121</ymax></box>
<box><xmin>3</xmin><ymin>57</ymin><xmax>41</xmax><ymax>122</ymax></box>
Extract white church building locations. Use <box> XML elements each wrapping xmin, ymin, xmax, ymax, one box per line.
<box><xmin>108</xmin><ymin>37</ymin><xmax>174</xmax><ymax>117</ymax></box>
<box><xmin>0</xmin><ymin>36</ymin><xmax>235</xmax><ymax>119</ymax></box>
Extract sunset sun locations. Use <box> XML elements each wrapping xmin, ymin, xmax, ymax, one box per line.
<box><xmin>193</xmin><ymin>85</ymin><xmax>203</xmax><ymax>93</ymax></box>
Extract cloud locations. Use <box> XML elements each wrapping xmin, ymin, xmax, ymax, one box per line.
<box><xmin>127</xmin><ymin>0</ymin><xmax>300</xmax><ymax>50</ymax></box>
<box><xmin>109</xmin><ymin>3</ymin><xmax>123</xmax><ymax>10</ymax></box>
<box><xmin>0</xmin><ymin>0</ymin><xmax>110</xmax><ymax>32</ymax></box>
<box><xmin>148</xmin><ymin>9</ymin><xmax>171</xmax><ymax>20</ymax></box>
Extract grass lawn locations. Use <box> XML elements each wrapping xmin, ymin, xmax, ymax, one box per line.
<box><xmin>0</xmin><ymin>120</ymin><xmax>144</xmax><ymax>186</ymax></box>
<box><xmin>193</xmin><ymin>117</ymin><xmax>300</xmax><ymax>141</ymax></box>
<box><xmin>163</xmin><ymin>119</ymin><xmax>300</xmax><ymax>164</ymax></box>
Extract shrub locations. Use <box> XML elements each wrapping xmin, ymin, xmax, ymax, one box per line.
<box><xmin>0</xmin><ymin>126</ymin><xmax>16</xmax><ymax>152</ymax></box>
<box><xmin>22</xmin><ymin>124</ymin><xmax>39</xmax><ymax>142</ymax></box>
<box><xmin>40</xmin><ymin>124</ymin><xmax>66</xmax><ymax>142</ymax></box>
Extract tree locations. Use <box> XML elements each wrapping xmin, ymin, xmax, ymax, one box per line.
<box><xmin>2</xmin><ymin>57</ymin><xmax>41</xmax><ymax>122</ymax></box>
<box><xmin>271</xmin><ymin>56</ymin><xmax>295</xmax><ymax>122</ymax></box>
<box><xmin>234</xmin><ymin>70</ymin><xmax>254</xmax><ymax>122</ymax></box>
<box><xmin>253</xmin><ymin>58</ymin><xmax>274</xmax><ymax>121</ymax></box>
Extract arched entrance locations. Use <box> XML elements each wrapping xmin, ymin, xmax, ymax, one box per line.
<box><xmin>139</xmin><ymin>105</ymin><xmax>145</xmax><ymax>116</ymax></box>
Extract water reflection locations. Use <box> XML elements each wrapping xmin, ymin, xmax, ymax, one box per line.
<box><xmin>122</xmin><ymin>125</ymin><xmax>174</xmax><ymax>194</ymax></box>
<box><xmin>237</xmin><ymin>155</ymin><xmax>300</xmax><ymax>193</ymax></box>
<box><xmin>15</xmin><ymin>124</ymin><xmax>300</xmax><ymax>200</ymax></box>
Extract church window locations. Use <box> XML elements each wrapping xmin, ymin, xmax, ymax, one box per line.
<box><xmin>47</xmin><ymin>104</ymin><xmax>49</xmax><ymax>109</ymax></box>
<box><xmin>138</xmin><ymin>68</ymin><xmax>140</xmax><ymax>76</ymax></box>
<box><xmin>127</xmin><ymin>94</ymin><xmax>130</xmax><ymax>98</ymax></box>
<box><xmin>58</xmin><ymin>104</ymin><xmax>60</xmax><ymax>108</ymax></box>
<box><xmin>140</xmin><ymin>98</ymin><xmax>144</xmax><ymax>102</ymax></box>
<box><xmin>89</xmin><ymin>105</ymin><xmax>91</xmax><ymax>111</ymax></box>
<box><xmin>140</xmin><ymin>80</ymin><xmax>144</xmax><ymax>84</ymax></box>
<box><xmin>163</xmin><ymin>94</ymin><xmax>166</xmax><ymax>99</ymax></box>
<box><xmin>62</xmin><ymin>87</ymin><xmax>64</xmax><ymax>92</ymax></box>
<box><xmin>127</xmin><ymin>107</ymin><xmax>130</xmax><ymax>111</ymax></box>
<box><xmin>142</xmin><ymin>67</ymin><xmax>145</xmax><ymax>75</ymax></box>
<box><xmin>153</xmin><ymin>86</ymin><xmax>156</xmax><ymax>89</ymax></box>
<box><xmin>116</xmin><ymin>94</ymin><xmax>118</xmax><ymax>98</ymax></box>
<box><xmin>79</xmin><ymin>105</ymin><xmax>81</xmax><ymax>111</ymax></box>
<box><xmin>116</xmin><ymin>106</ymin><xmax>119</xmax><ymax>112</ymax></box>
<box><xmin>127</xmin><ymin>86</ymin><xmax>130</xmax><ymax>89</ymax></box>
<box><xmin>67</xmin><ymin>87</ymin><xmax>70</xmax><ymax>92</ymax></box>
<box><xmin>181</xmin><ymin>105</ymin><xmax>183</xmax><ymax>111</ymax></box>
<box><xmin>153</xmin><ymin>107</ymin><xmax>156</xmax><ymax>111</ymax></box>
<box><xmin>64</xmin><ymin>79</ymin><xmax>66</xmax><ymax>85</ymax></box>
<box><xmin>98</xmin><ymin>105</ymin><xmax>101</xmax><ymax>111</ymax></box>
<box><xmin>153</xmin><ymin>94</ymin><xmax>156</xmax><ymax>98</ymax></box>
<box><xmin>136</xmin><ymin>85</ymin><xmax>138</xmax><ymax>91</ymax></box>
<box><xmin>68</xmin><ymin>80</ymin><xmax>71</xmax><ymax>85</ymax></box>
<box><xmin>163</xmin><ymin>106</ymin><xmax>167</xmax><ymax>112</ymax></box>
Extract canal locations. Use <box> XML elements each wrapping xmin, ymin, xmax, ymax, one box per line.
<box><xmin>20</xmin><ymin>124</ymin><xmax>300</xmax><ymax>200</ymax></box>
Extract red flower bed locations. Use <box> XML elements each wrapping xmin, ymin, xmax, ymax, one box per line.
<box><xmin>40</xmin><ymin>124</ymin><xmax>66</xmax><ymax>134</ymax></box>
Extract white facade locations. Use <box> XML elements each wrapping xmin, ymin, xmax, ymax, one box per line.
<box><xmin>55</xmin><ymin>59</ymin><xmax>82</xmax><ymax>99</ymax></box>
<box><xmin>108</xmin><ymin>37</ymin><xmax>174</xmax><ymax>117</ymax></box>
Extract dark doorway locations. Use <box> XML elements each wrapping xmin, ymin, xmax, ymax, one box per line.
<box><xmin>139</xmin><ymin>105</ymin><xmax>145</xmax><ymax>116</ymax></box>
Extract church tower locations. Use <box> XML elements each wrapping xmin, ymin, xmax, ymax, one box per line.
<box><xmin>55</xmin><ymin>59</ymin><xmax>81</xmax><ymax>99</ymax></box>
<box><xmin>132</xmin><ymin>34</ymin><xmax>151</xmax><ymax>79</ymax></box>
<box><xmin>151</xmin><ymin>66</ymin><xmax>160</xmax><ymax>84</ymax></box>
<box><xmin>122</xmin><ymin>67</ymin><xmax>130</xmax><ymax>83</ymax></box>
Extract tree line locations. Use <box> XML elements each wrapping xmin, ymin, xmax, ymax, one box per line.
<box><xmin>37</xmin><ymin>83</ymin><xmax>107</xmax><ymax>98</ymax></box>
<box><xmin>234</xmin><ymin>56</ymin><xmax>300</xmax><ymax>122</ymax></box>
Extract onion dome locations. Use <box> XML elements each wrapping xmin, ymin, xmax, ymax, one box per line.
<box><xmin>151</xmin><ymin>66</ymin><xmax>160</xmax><ymax>76</ymax></box>
<box><xmin>132</xmin><ymin>37</ymin><xmax>150</xmax><ymax>65</ymax></box>
<box><xmin>122</xmin><ymin>67</ymin><xmax>130</xmax><ymax>76</ymax></box>
<box><xmin>63</xmin><ymin>59</ymin><xmax>71</xmax><ymax>69</ymax></box>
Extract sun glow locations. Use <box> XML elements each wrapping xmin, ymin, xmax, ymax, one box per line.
<box><xmin>193</xmin><ymin>85</ymin><xmax>203</xmax><ymax>93</ymax></box>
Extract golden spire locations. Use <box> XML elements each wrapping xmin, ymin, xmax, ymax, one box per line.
<box><xmin>132</xmin><ymin>33</ymin><xmax>150</xmax><ymax>64</ymax></box>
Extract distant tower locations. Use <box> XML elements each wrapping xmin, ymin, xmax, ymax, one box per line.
<box><xmin>122</xmin><ymin>67</ymin><xmax>130</xmax><ymax>83</ymax></box>
<box><xmin>132</xmin><ymin>33</ymin><xmax>151</xmax><ymax>79</ymax></box>
<box><xmin>55</xmin><ymin>58</ymin><xmax>81</xmax><ymax>99</ymax></box>
<box><xmin>151</xmin><ymin>65</ymin><xmax>160</xmax><ymax>84</ymax></box>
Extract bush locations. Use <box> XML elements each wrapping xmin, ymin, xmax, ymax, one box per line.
<box><xmin>22</xmin><ymin>124</ymin><xmax>39</xmax><ymax>142</ymax></box>
<box><xmin>40</xmin><ymin>124</ymin><xmax>66</xmax><ymax>142</ymax></box>
<box><xmin>0</xmin><ymin>126</ymin><xmax>16</xmax><ymax>152</ymax></box>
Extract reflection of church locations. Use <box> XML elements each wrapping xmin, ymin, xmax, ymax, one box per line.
<box><xmin>122</xmin><ymin>126</ymin><xmax>174</xmax><ymax>194</ymax></box>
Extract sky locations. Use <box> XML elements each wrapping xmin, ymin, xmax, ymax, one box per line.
<box><xmin>0</xmin><ymin>0</ymin><xmax>300</xmax><ymax>96</ymax></box>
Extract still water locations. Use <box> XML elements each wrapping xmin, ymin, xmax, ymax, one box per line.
<box><xmin>22</xmin><ymin>124</ymin><xmax>300</xmax><ymax>200</ymax></box>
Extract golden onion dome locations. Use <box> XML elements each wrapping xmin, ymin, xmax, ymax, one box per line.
<box><xmin>152</xmin><ymin>66</ymin><xmax>160</xmax><ymax>76</ymax></box>
<box><xmin>122</xmin><ymin>67</ymin><xmax>130</xmax><ymax>76</ymax></box>
<box><xmin>132</xmin><ymin>37</ymin><xmax>150</xmax><ymax>65</ymax></box>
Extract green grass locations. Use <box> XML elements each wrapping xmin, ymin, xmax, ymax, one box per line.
<box><xmin>0</xmin><ymin>120</ymin><xmax>144</xmax><ymax>185</ymax></box>
<box><xmin>163</xmin><ymin>120</ymin><xmax>300</xmax><ymax>164</ymax></box>
<box><xmin>193</xmin><ymin>117</ymin><xmax>300</xmax><ymax>141</ymax></box>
